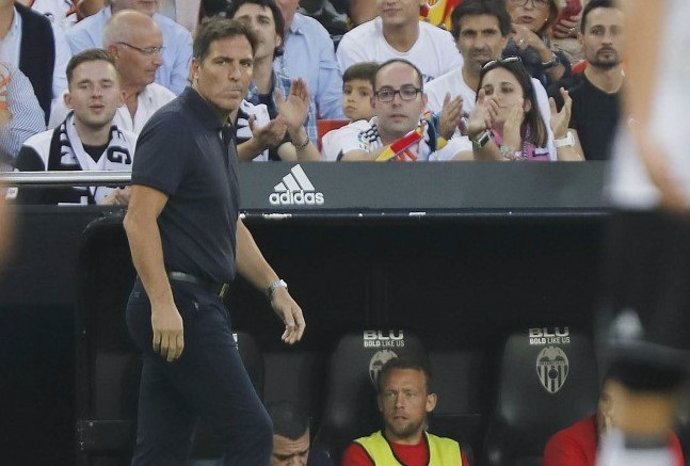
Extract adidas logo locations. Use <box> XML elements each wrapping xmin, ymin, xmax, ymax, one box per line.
<box><xmin>269</xmin><ymin>164</ymin><xmax>325</xmax><ymax>206</ymax></box>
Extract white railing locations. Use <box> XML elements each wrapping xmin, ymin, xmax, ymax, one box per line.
<box><xmin>0</xmin><ymin>171</ymin><xmax>131</xmax><ymax>187</ymax></box>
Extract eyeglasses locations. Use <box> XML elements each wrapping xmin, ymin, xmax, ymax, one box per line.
<box><xmin>508</xmin><ymin>0</ymin><xmax>550</xmax><ymax>9</ymax></box>
<box><xmin>117</xmin><ymin>42</ymin><xmax>165</xmax><ymax>56</ymax></box>
<box><xmin>375</xmin><ymin>85</ymin><xmax>422</xmax><ymax>102</ymax></box>
<box><xmin>481</xmin><ymin>56</ymin><xmax>522</xmax><ymax>71</ymax></box>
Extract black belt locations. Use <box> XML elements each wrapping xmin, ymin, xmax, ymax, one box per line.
<box><xmin>167</xmin><ymin>271</ymin><xmax>230</xmax><ymax>298</ymax></box>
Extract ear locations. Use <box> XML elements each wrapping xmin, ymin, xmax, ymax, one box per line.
<box><xmin>64</xmin><ymin>91</ymin><xmax>73</xmax><ymax>110</ymax></box>
<box><xmin>191</xmin><ymin>58</ymin><xmax>200</xmax><ymax>81</ymax></box>
<box><xmin>523</xmin><ymin>97</ymin><xmax>532</xmax><ymax>113</ymax></box>
<box><xmin>578</xmin><ymin>31</ymin><xmax>583</xmax><ymax>48</ymax></box>
<box><xmin>425</xmin><ymin>393</ymin><xmax>437</xmax><ymax>413</ymax></box>
<box><xmin>274</xmin><ymin>32</ymin><xmax>283</xmax><ymax>50</ymax></box>
<box><xmin>106</xmin><ymin>44</ymin><xmax>119</xmax><ymax>59</ymax></box>
<box><xmin>499</xmin><ymin>35</ymin><xmax>509</xmax><ymax>51</ymax></box>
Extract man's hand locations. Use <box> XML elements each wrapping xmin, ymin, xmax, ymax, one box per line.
<box><xmin>248</xmin><ymin>114</ymin><xmax>287</xmax><ymax>150</ymax></box>
<box><xmin>100</xmin><ymin>186</ymin><xmax>132</xmax><ymax>206</ymax></box>
<box><xmin>549</xmin><ymin>87</ymin><xmax>572</xmax><ymax>140</ymax></box>
<box><xmin>270</xmin><ymin>287</ymin><xmax>305</xmax><ymax>345</ymax></box>
<box><xmin>438</xmin><ymin>93</ymin><xmax>464</xmax><ymax>140</ymax></box>
<box><xmin>275</xmin><ymin>78</ymin><xmax>311</xmax><ymax>134</ymax></box>
<box><xmin>151</xmin><ymin>303</ymin><xmax>184</xmax><ymax>362</ymax></box>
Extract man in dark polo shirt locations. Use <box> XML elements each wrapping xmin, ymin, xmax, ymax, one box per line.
<box><xmin>123</xmin><ymin>18</ymin><xmax>305</xmax><ymax>466</ymax></box>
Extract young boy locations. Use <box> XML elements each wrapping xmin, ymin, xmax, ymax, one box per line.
<box><xmin>321</xmin><ymin>62</ymin><xmax>377</xmax><ymax>161</ymax></box>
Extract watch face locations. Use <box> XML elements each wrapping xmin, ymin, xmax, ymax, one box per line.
<box><xmin>478</xmin><ymin>131</ymin><xmax>491</xmax><ymax>147</ymax></box>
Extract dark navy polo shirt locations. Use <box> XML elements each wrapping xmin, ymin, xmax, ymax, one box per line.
<box><xmin>131</xmin><ymin>87</ymin><xmax>240</xmax><ymax>284</ymax></box>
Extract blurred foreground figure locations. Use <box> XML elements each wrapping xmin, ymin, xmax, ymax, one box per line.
<box><xmin>600</xmin><ymin>0</ymin><xmax>690</xmax><ymax>465</ymax></box>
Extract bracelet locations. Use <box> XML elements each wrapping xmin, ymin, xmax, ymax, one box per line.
<box><xmin>541</xmin><ymin>52</ymin><xmax>560</xmax><ymax>69</ymax></box>
<box><xmin>293</xmin><ymin>136</ymin><xmax>310</xmax><ymax>151</ymax></box>
<box><xmin>499</xmin><ymin>144</ymin><xmax>515</xmax><ymax>159</ymax></box>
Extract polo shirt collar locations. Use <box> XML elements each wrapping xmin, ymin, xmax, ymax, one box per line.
<box><xmin>181</xmin><ymin>86</ymin><xmax>226</xmax><ymax>131</ymax></box>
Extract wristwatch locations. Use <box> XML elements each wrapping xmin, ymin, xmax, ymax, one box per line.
<box><xmin>266</xmin><ymin>279</ymin><xmax>288</xmax><ymax>300</ymax></box>
<box><xmin>471</xmin><ymin>129</ymin><xmax>491</xmax><ymax>148</ymax></box>
<box><xmin>554</xmin><ymin>131</ymin><xmax>575</xmax><ymax>148</ymax></box>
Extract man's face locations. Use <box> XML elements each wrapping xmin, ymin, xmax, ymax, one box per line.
<box><xmin>192</xmin><ymin>35</ymin><xmax>254</xmax><ymax>117</ymax></box>
<box><xmin>111</xmin><ymin>0</ymin><xmax>159</xmax><ymax>16</ymax></box>
<box><xmin>65</xmin><ymin>60</ymin><xmax>122</xmax><ymax>131</ymax></box>
<box><xmin>232</xmin><ymin>3</ymin><xmax>282</xmax><ymax>62</ymax></box>
<box><xmin>372</xmin><ymin>62</ymin><xmax>427</xmax><ymax>140</ymax></box>
<box><xmin>343</xmin><ymin>78</ymin><xmax>374</xmax><ymax>121</ymax></box>
<box><xmin>275</xmin><ymin>0</ymin><xmax>298</xmax><ymax>26</ymax></box>
<box><xmin>271</xmin><ymin>431</ymin><xmax>310</xmax><ymax>466</ymax></box>
<box><xmin>110</xmin><ymin>23</ymin><xmax>163</xmax><ymax>88</ymax></box>
<box><xmin>580</xmin><ymin>7</ymin><xmax>624</xmax><ymax>70</ymax></box>
<box><xmin>377</xmin><ymin>0</ymin><xmax>425</xmax><ymax>29</ymax></box>
<box><xmin>456</xmin><ymin>14</ymin><xmax>508</xmax><ymax>74</ymax></box>
<box><xmin>377</xmin><ymin>368</ymin><xmax>436</xmax><ymax>443</ymax></box>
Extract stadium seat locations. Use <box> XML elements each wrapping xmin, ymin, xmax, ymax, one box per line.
<box><xmin>75</xmin><ymin>213</ymin><xmax>265</xmax><ymax>465</ymax></box>
<box><xmin>313</xmin><ymin>329</ymin><xmax>427</xmax><ymax>464</ymax></box>
<box><xmin>485</xmin><ymin>326</ymin><xmax>599</xmax><ymax>466</ymax></box>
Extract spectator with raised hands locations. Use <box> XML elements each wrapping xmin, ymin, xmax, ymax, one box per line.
<box><xmin>466</xmin><ymin>57</ymin><xmax>582</xmax><ymax>161</ymax></box>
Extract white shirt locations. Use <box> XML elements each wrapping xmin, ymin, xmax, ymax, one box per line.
<box><xmin>321</xmin><ymin>119</ymin><xmax>371</xmax><ymax>162</ymax></box>
<box><xmin>336</xmin><ymin>17</ymin><xmax>463</xmax><ymax>83</ymax></box>
<box><xmin>425</xmin><ymin>68</ymin><xmax>557</xmax><ymax>160</ymax></box>
<box><xmin>235</xmin><ymin>99</ymin><xmax>273</xmax><ymax>162</ymax></box>
<box><xmin>49</xmin><ymin>83</ymin><xmax>176</xmax><ymax>134</ymax></box>
<box><xmin>28</xmin><ymin>0</ymin><xmax>77</xmax><ymax>30</ymax></box>
<box><xmin>335</xmin><ymin>116</ymin><xmax>472</xmax><ymax>162</ymax></box>
<box><xmin>609</xmin><ymin>0</ymin><xmax>690</xmax><ymax>209</ymax></box>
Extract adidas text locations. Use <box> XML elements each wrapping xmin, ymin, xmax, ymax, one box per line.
<box><xmin>269</xmin><ymin>191</ymin><xmax>324</xmax><ymax>205</ymax></box>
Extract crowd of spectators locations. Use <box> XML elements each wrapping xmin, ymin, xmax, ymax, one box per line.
<box><xmin>1</xmin><ymin>0</ymin><xmax>620</xmax><ymax>199</ymax></box>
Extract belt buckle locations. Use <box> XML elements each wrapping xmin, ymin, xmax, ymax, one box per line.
<box><xmin>219</xmin><ymin>283</ymin><xmax>229</xmax><ymax>298</ymax></box>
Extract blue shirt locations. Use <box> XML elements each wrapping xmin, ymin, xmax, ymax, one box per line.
<box><xmin>66</xmin><ymin>7</ymin><xmax>193</xmax><ymax>95</ymax></box>
<box><xmin>273</xmin><ymin>13</ymin><xmax>344</xmax><ymax>143</ymax></box>
<box><xmin>0</xmin><ymin>65</ymin><xmax>45</xmax><ymax>161</ymax></box>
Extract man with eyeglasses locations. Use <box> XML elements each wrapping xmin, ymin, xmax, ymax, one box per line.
<box><xmin>66</xmin><ymin>0</ymin><xmax>192</xmax><ymax>95</ymax></box>
<box><xmin>49</xmin><ymin>10</ymin><xmax>176</xmax><ymax>133</ymax></box>
<box><xmin>341</xmin><ymin>357</ymin><xmax>469</xmax><ymax>466</ymax></box>
<box><xmin>425</xmin><ymin>0</ymin><xmax>556</xmax><ymax>157</ymax></box>
<box><xmin>335</xmin><ymin>59</ymin><xmax>471</xmax><ymax>162</ymax></box>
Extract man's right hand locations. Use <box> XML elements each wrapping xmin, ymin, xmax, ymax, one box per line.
<box><xmin>151</xmin><ymin>303</ymin><xmax>184</xmax><ymax>362</ymax></box>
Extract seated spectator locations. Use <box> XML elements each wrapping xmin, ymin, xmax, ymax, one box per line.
<box><xmin>0</xmin><ymin>1</ymin><xmax>71</xmax><ymax>124</ymax></box>
<box><xmin>321</xmin><ymin>61</ymin><xmax>377</xmax><ymax>161</ymax></box>
<box><xmin>341</xmin><ymin>357</ymin><xmax>470</xmax><ymax>466</ymax></box>
<box><xmin>50</xmin><ymin>10</ymin><xmax>176</xmax><ymax>134</ymax></box>
<box><xmin>0</xmin><ymin>63</ymin><xmax>45</xmax><ymax>162</ymax></box>
<box><xmin>550</xmin><ymin>0</ymin><xmax>586</xmax><ymax>64</ymax></box>
<box><xmin>549</xmin><ymin>0</ymin><xmax>623</xmax><ymax>160</ymax></box>
<box><xmin>66</xmin><ymin>0</ymin><xmax>193</xmax><ymax>95</ymax></box>
<box><xmin>466</xmin><ymin>58</ymin><xmax>582</xmax><ymax>161</ymax></box>
<box><xmin>426</xmin><ymin>0</ymin><xmax>556</xmax><ymax>158</ymax></box>
<box><xmin>337</xmin><ymin>0</ymin><xmax>463</xmax><ymax>84</ymax></box>
<box><xmin>336</xmin><ymin>59</ymin><xmax>470</xmax><ymax>162</ymax></box>
<box><xmin>503</xmin><ymin>0</ymin><xmax>571</xmax><ymax>88</ymax></box>
<box><xmin>228</xmin><ymin>0</ymin><xmax>320</xmax><ymax>161</ymax></box>
<box><xmin>267</xmin><ymin>400</ymin><xmax>334</xmax><ymax>466</ymax></box>
<box><xmin>12</xmin><ymin>49</ymin><xmax>136</xmax><ymax>205</ymax></box>
<box><xmin>542</xmin><ymin>372</ymin><xmax>684</xmax><ymax>466</ymax></box>
<box><xmin>273</xmin><ymin>0</ymin><xmax>344</xmax><ymax>143</ymax></box>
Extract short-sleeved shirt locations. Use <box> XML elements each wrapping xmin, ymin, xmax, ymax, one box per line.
<box><xmin>131</xmin><ymin>86</ymin><xmax>240</xmax><ymax>284</ymax></box>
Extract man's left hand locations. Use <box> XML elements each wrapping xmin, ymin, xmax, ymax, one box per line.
<box><xmin>270</xmin><ymin>287</ymin><xmax>306</xmax><ymax>345</ymax></box>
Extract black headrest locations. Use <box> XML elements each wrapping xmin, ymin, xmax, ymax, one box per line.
<box><xmin>314</xmin><ymin>329</ymin><xmax>426</xmax><ymax>463</ymax></box>
<box><xmin>486</xmin><ymin>326</ymin><xmax>599</xmax><ymax>466</ymax></box>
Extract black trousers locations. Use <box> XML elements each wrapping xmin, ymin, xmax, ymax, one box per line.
<box><xmin>126</xmin><ymin>279</ymin><xmax>272</xmax><ymax>465</ymax></box>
